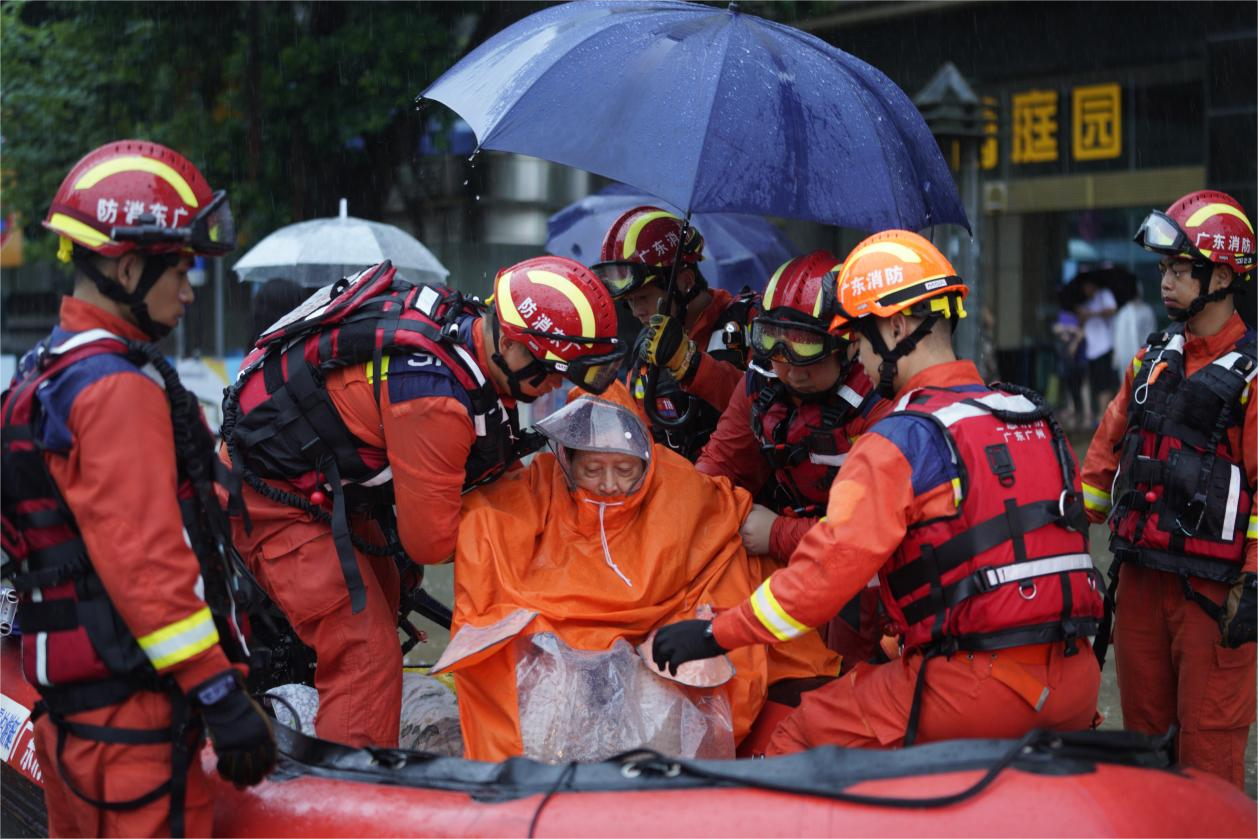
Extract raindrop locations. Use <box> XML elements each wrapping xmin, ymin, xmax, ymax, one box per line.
<box><xmin>474</xmin><ymin>194</ymin><xmax>481</xmax><ymax>202</ymax></box>
<box><xmin>462</xmin><ymin>179</ymin><xmax>469</xmax><ymax>186</ymax></box>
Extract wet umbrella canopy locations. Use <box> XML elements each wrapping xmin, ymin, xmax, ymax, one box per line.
<box><xmin>232</xmin><ymin>200</ymin><xmax>449</xmax><ymax>288</ymax></box>
<box><xmin>422</xmin><ymin>0</ymin><xmax>969</xmax><ymax>233</ymax></box>
<box><xmin>546</xmin><ymin>183</ymin><xmax>795</xmax><ymax>293</ymax></box>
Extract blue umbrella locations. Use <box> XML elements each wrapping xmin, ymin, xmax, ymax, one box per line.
<box><xmin>546</xmin><ymin>183</ymin><xmax>796</xmax><ymax>293</ymax></box>
<box><xmin>421</xmin><ymin>0</ymin><xmax>968</xmax><ymax>233</ymax></box>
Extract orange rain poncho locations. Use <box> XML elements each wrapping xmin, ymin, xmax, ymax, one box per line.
<box><xmin>436</xmin><ymin>384</ymin><xmax>837</xmax><ymax>762</ymax></box>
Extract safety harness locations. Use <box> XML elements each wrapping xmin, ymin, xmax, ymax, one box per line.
<box><xmin>1095</xmin><ymin>323</ymin><xmax>1257</xmax><ymax>662</ymax></box>
<box><xmin>747</xmin><ymin>365</ymin><xmax>874</xmax><ymax>516</ymax></box>
<box><xmin>1</xmin><ymin>329</ymin><xmax>254</xmax><ymax>838</ymax></box>
<box><xmin>877</xmin><ymin>383</ymin><xmax>1103</xmax><ymax>744</ymax></box>
<box><xmin>632</xmin><ymin>288</ymin><xmax>756</xmax><ymax>460</ymax></box>
<box><xmin>221</xmin><ymin>261</ymin><xmax>538</xmax><ymax>613</ymax></box>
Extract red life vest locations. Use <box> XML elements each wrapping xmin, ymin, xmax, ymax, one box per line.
<box><xmin>1109</xmin><ymin>324</ymin><xmax>1256</xmax><ymax>583</ymax></box>
<box><xmin>222</xmin><ymin>261</ymin><xmax>530</xmax><ymax>613</ymax></box>
<box><xmin>1</xmin><ymin>329</ymin><xmax>247</xmax><ymax>715</ymax></box>
<box><xmin>879</xmin><ymin>385</ymin><xmax>1103</xmax><ymax>653</ymax></box>
<box><xmin>746</xmin><ymin>363</ymin><xmax>881</xmax><ymax>515</ymax></box>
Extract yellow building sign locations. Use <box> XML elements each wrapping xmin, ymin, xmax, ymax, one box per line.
<box><xmin>1072</xmin><ymin>83</ymin><xmax>1122</xmax><ymax>161</ymax></box>
<box><xmin>1011</xmin><ymin>90</ymin><xmax>1058</xmax><ymax>164</ymax></box>
<box><xmin>981</xmin><ymin>96</ymin><xmax>999</xmax><ymax>171</ymax></box>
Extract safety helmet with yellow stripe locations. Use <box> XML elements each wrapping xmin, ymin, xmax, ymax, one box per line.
<box><xmin>491</xmin><ymin>255</ymin><xmax>624</xmax><ymax>397</ymax></box>
<box><xmin>1133</xmin><ymin>190</ymin><xmax>1254</xmax><ymax>321</ymax></box>
<box><xmin>42</xmin><ymin>140</ymin><xmax>236</xmax><ymax>340</ymax></box>
<box><xmin>592</xmin><ymin>206</ymin><xmax>706</xmax><ymax>303</ymax></box>
<box><xmin>43</xmin><ymin>139</ymin><xmax>234</xmax><ymax>260</ymax></box>
<box><xmin>750</xmin><ymin>250</ymin><xmax>847</xmax><ymax>368</ymax></box>
<box><xmin>830</xmin><ymin>230</ymin><xmax>968</xmax><ymax>397</ymax></box>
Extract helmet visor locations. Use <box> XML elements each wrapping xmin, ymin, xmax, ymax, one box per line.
<box><xmin>590</xmin><ymin>261</ymin><xmax>662</xmax><ymax>299</ymax></box>
<box><xmin>750</xmin><ymin>318</ymin><xmax>838</xmax><ymax>366</ymax></box>
<box><xmin>189</xmin><ymin>190</ymin><xmax>237</xmax><ymax>255</ymax></box>
<box><xmin>1133</xmin><ymin>210</ymin><xmax>1203</xmax><ymax>260</ymax></box>
<box><xmin>110</xmin><ymin>190</ymin><xmax>237</xmax><ymax>255</ymax></box>
<box><xmin>551</xmin><ymin>347</ymin><xmax>626</xmax><ymax>395</ymax></box>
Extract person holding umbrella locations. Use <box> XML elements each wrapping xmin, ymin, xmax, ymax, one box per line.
<box><xmin>592</xmin><ymin>206</ymin><xmax>757</xmax><ymax>460</ymax></box>
<box><xmin>221</xmin><ymin>255</ymin><xmax>623</xmax><ymax>749</ymax></box>
<box><xmin>653</xmin><ymin>230</ymin><xmax>1104</xmax><ymax>752</ymax></box>
<box><xmin>1081</xmin><ymin>190</ymin><xmax>1256</xmax><ymax>789</ymax></box>
<box><xmin>695</xmin><ymin>250</ymin><xmax>891</xmax><ymax>669</ymax></box>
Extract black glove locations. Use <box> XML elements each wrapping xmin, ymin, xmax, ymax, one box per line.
<box><xmin>652</xmin><ymin>620</ymin><xmax>725</xmax><ymax>675</ymax></box>
<box><xmin>642</xmin><ymin>314</ymin><xmax>696</xmax><ymax>380</ymax></box>
<box><xmin>1221</xmin><ymin>572</ymin><xmax>1257</xmax><ymax>648</ymax></box>
<box><xmin>191</xmin><ymin>670</ymin><xmax>276</xmax><ymax>788</ymax></box>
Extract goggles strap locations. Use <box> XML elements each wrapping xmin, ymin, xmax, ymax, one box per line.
<box><xmin>72</xmin><ymin>249</ymin><xmax>177</xmax><ymax>340</ymax></box>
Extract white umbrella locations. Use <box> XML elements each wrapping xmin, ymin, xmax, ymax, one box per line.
<box><xmin>232</xmin><ymin>199</ymin><xmax>449</xmax><ymax>287</ymax></box>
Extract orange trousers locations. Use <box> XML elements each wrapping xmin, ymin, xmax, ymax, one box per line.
<box><xmin>35</xmin><ymin>691</ymin><xmax>213</xmax><ymax>838</ymax></box>
<box><xmin>231</xmin><ymin>485</ymin><xmax>402</xmax><ymax>748</ymax></box>
<box><xmin>1114</xmin><ymin>564</ymin><xmax>1256</xmax><ymax>790</ymax></box>
<box><xmin>767</xmin><ymin>640</ymin><xmax>1100</xmax><ymax>753</ymax></box>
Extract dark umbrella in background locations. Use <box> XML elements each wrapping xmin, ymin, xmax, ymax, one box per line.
<box><xmin>545</xmin><ymin>183</ymin><xmax>796</xmax><ymax>293</ymax></box>
<box><xmin>421</xmin><ymin>0</ymin><xmax>969</xmax><ymax>426</ymax></box>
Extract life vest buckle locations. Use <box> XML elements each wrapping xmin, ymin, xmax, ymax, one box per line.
<box><xmin>1174</xmin><ymin>496</ymin><xmax>1208</xmax><ymax>537</ymax></box>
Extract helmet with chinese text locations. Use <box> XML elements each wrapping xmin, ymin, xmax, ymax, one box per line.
<box><xmin>1136</xmin><ymin>190</ymin><xmax>1254</xmax><ymax>278</ymax></box>
<box><xmin>43</xmin><ymin>139</ymin><xmax>234</xmax><ymax>260</ymax></box>
<box><xmin>592</xmin><ymin>206</ymin><xmax>706</xmax><ymax>301</ymax></box>
<box><xmin>491</xmin><ymin>255</ymin><xmax>625</xmax><ymax>395</ymax></box>
<box><xmin>830</xmin><ymin>230</ymin><xmax>968</xmax><ymax>398</ymax></box>
<box><xmin>830</xmin><ymin>231</ymin><xmax>967</xmax><ymax>332</ymax></box>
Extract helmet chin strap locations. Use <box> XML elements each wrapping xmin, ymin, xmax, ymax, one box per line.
<box><xmin>73</xmin><ymin>249</ymin><xmax>178</xmax><ymax>340</ymax></box>
<box><xmin>489</xmin><ymin>312</ymin><xmax>549</xmax><ymax>404</ymax></box>
<box><xmin>1166</xmin><ymin>261</ymin><xmax>1237</xmax><ymax>322</ymax></box>
<box><xmin>857</xmin><ymin>315</ymin><xmax>940</xmax><ymax>399</ymax></box>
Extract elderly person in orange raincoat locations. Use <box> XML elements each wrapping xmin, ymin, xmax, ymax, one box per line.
<box><xmin>432</xmin><ymin>385</ymin><xmax>838</xmax><ymax>763</ymax></box>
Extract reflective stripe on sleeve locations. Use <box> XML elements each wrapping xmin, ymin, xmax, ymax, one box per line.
<box><xmin>136</xmin><ymin>606</ymin><xmax>220</xmax><ymax>671</ymax></box>
<box><xmin>749</xmin><ymin>579</ymin><xmax>810</xmax><ymax>642</ymax></box>
<box><xmin>1248</xmin><ymin>515</ymin><xmax>1257</xmax><ymax>540</ymax></box>
<box><xmin>1082</xmin><ymin>482</ymin><xmax>1112</xmax><ymax>513</ymax></box>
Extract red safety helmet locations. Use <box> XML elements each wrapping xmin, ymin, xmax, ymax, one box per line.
<box><xmin>492</xmin><ymin>256</ymin><xmax>625</xmax><ymax>394</ymax></box>
<box><xmin>751</xmin><ymin>250</ymin><xmax>847</xmax><ymax>366</ymax></box>
<box><xmin>592</xmin><ymin>206</ymin><xmax>705</xmax><ymax>299</ymax></box>
<box><xmin>43</xmin><ymin>139</ymin><xmax>235</xmax><ymax>260</ymax></box>
<box><xmin>1133</xmin><ymin>189</ymin><xmax>1254</xmax><ymax>277</ymax></box>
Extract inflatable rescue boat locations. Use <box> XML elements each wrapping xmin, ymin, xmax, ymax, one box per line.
<box><xmin>2</xmin><ymin>637</ymin><xmax>1254</xmax><ymax>838</ymax></box>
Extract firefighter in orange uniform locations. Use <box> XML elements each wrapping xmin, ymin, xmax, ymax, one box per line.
<box><xmin>654</xmin><ymin>230</ymin><xmax>1104</xmax><ymax>752</ymax></box>
<box><xmin>221</xmin><ymin>256</ymin><xmax>623</xmax><ymax>748</ymax></box>
<box><xmin>2</xmin><ymin>140</ymin><xmax>274</xmax><ymax>837</ymax></box>
<box><xmin>1081</xmin><ymin>190</ymin><xmax>1256</xmax><ymax>789</ymax></box>
<box><xmin>591</xmin><ymin>207</ymin><xmax>756</xmax><ymax>460</ymax></box>
<box><xmin>695</xmin><ymin>251</ymin><xmax>890</xmax><ymax>668</ymax></box>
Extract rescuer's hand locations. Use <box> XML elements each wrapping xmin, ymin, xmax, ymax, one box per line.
<box><xmin>1220</xmin><ymin>572</ymin><xmax>1256</xmax><ymax>648</ymax></box>
<box><xmin>192</xmin><ymin>670</ymin><xmax>277</xmax><ymax>788</ymax></box>
<box><xmin>642</xmin><ymin>314</ymin><xmax>696</xmax><ymax>381</ymax></box>
<box><xmin>652</xmin><ymin>620</ymin><xmax>725</xmax><ymax>675</ymax></box>
<box><xmin>739</xmin><ymin>504</ymin><xmax>779</xmax><ymax>557</ymax></box>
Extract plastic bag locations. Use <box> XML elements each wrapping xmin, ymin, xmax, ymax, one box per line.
<box><xmin>399</xmin><ymin>670</ymin><xmax>464</xmax><ymax>756</ymax></box>
<box><xmin>516</xmin><ymin>633</ymin><xmax>733</xmax><ymax>764</ymax></box>
<box><xmin>264</xmin><ymin>674</ymin><xmax>463</xmax><ymax>756</ymax></box>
